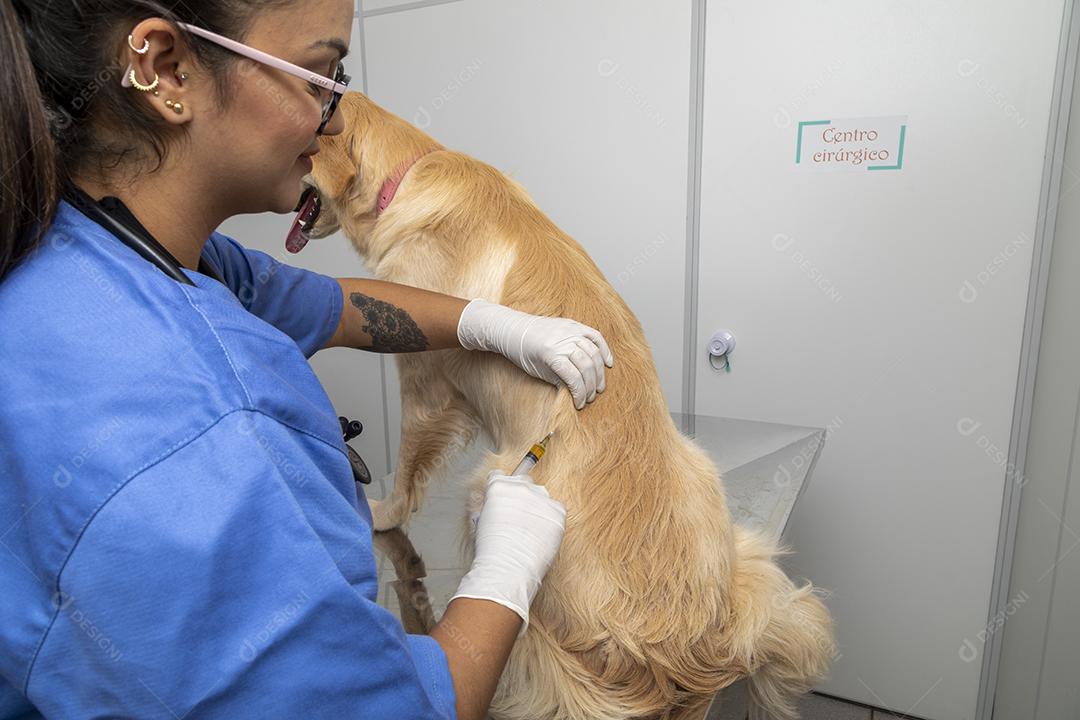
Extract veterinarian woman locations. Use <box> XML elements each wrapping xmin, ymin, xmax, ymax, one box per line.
<box><xmin>0</xmin><ymin>2</ymin><xmax>613</xmax><ymax>719</ymax></box>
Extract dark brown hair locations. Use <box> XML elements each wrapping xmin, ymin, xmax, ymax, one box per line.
<box><xmin>0</xmin><ymin>0</ymin><xmax>291</xmax><ymax>282</ymax></box>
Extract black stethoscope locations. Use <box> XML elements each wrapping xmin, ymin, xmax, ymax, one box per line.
<box><xmin>61</xmin><ymin>180</ymin><xmax>225</xmax><ymax>286</ymax></box>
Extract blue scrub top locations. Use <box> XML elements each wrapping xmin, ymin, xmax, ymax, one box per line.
<box><xmin>0</xmin><ymin>200</ymin><xmax>457</xmax><ymax>719</ymax></box>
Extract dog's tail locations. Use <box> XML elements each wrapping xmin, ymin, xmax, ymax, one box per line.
<box><xmin>724</xmin><ymin>525</ymin><xmax>836</xmax><ymax>720</ymax></box>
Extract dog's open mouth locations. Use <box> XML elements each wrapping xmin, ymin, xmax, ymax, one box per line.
<box><xmin>286</xmin><ymin>184</ymin><xmax>322</xmax><ymax>254</ymax></box>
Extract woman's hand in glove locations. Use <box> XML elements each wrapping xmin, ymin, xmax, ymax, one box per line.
<box><xmin>456</xmin><ymin>298</ymin><xmax>614</xmax><ymax>410</ymax></box>
<box><xmin>451</xmin><ymin>471</ymin><xmax>566</xmax><ymax>637</ymax></box>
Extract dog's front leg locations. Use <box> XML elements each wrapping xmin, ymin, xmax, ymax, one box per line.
<box><xmin>370</xmin><ymin>353</ymin><xmax>481</xmax><ymax>531</ymax></box>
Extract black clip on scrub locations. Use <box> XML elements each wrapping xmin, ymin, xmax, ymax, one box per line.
<box><xmin>339</xmin><ymin>415</ymin><xmax>371</xmax><ymax>485</ymax></box>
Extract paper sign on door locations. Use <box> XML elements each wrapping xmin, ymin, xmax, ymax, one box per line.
<box><xmin>795</xmin><ymin>115</ymin><xmax>907</xmax><ymax>172</ymax></box>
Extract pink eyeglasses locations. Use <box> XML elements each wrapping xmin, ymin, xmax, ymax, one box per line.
<box><xmin>123</xmin><ymin>22</ymin><xmax>351</xmax><ymax>134</ymax></box>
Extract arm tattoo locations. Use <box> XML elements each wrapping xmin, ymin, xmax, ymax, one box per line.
<box><xmin>348</xmin><ymin>292</ymin><xmax>430</xmax><ymax>353</ymax></box>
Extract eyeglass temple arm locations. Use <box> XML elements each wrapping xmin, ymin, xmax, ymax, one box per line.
<box><xmin>121</xmin><ymin>22</ymin><xmax>349</xmax><ymax>94</ymax></box>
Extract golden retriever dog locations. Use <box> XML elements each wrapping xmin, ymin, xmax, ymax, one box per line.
<box><xmin>301</xmin><ymin>91</ymin><xmax>836</xmax><ymax>720</ymax></box>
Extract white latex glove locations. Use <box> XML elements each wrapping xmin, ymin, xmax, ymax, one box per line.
<box><xmin>451</xmin><ymin>471</ymin><xmax>566</xmax><ymax>638</ymax></box>
<box><xmin>456</xmin><ymin>298</ymin><xmax>614</xmax><ymax>410</ymax></box>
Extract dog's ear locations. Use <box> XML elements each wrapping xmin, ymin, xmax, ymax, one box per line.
<box><xmin>307</xmin><ymin>94</ymin><xmax>369</xmax><ymax>237</ymax></box>
<box><xmin>313</xmin><ymin>100</ymin><xmax>364</xmax><ymax>204</ymax></box>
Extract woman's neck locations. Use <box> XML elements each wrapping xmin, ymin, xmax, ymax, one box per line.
<box><xmin>69</xmin><ymin>170</ymin><xmax>225</xmax><ymax>272</ymax></box>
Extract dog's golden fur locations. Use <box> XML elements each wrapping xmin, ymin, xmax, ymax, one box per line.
<box><xmin>307</xmin><ymin>92</ymin><xmax>836</xmax><ymax>720</ymax></box>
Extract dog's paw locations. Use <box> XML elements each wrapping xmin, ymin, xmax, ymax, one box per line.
<box><xmin>368</xmin><ymin>498</ymin><xmax>403</xmax><ymax>532</ymax></box>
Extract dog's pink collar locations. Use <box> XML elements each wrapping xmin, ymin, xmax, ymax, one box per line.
<box><xmin>376</xmin><ymin>150</ymin><xmax>438</xmax><ymax>216</ymax></box>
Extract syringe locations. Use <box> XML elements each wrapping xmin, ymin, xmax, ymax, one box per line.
<box><xmin>510</xmin><ymin>432</ymin><xmax>553</xmax><ymax>476</ymax></box>
<box><xmin>470</xmin><ymin>431</ymin><xmax>554</xmax><ymax>531</ymax></box>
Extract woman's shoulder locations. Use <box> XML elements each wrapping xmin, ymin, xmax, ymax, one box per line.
<box><xmin>3</xmin><ymin>202</ymin><xmax>338</xmax><ymax>425</ymax></box>
<box><xmin>0</xmin><ymin>202</ymin><xmax>346</xmax><ymax>491</ymax></box>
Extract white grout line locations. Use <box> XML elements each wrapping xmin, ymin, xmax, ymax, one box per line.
<box><xmin>681</xmin><ymin>0</ymin><xmax>708</xmax><ymax>436</ymax></box>
<box><xmin>357</xmin><ymin>0</ymin><xmax>371</xmax><ymax>99</ymax></box>
<box><xmin>354</xmin><ymin>0</ymin><xmax>392</xmax><ymax>474</ymax></box>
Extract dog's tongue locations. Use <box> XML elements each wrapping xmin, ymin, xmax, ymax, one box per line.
<box><xmin>286</xmin><ymin>189</ymin><xmax>318</xmax><ymax>254</ymax></box>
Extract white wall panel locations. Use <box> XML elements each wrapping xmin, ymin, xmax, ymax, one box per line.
<box><xmin>694</xmin><ymin>2</ymin><xmax>1064</xmax><ymax>717</ymax></box>
<box><xmin>361</xmin><ymin>0</ymin><xmax>693</xmax><ymax>462</ymax></box>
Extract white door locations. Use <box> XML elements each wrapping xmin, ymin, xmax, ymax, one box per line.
<box><xmin>694</xmin><ymin>2</ymin><xmax>1064</xmax><ymax>717</ymax></box>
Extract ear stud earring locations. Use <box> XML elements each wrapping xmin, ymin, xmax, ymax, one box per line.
<box><xmin>164</xmin><ymin>99</ymin><xmax>184</xmax><ymax>115</ymax></box>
